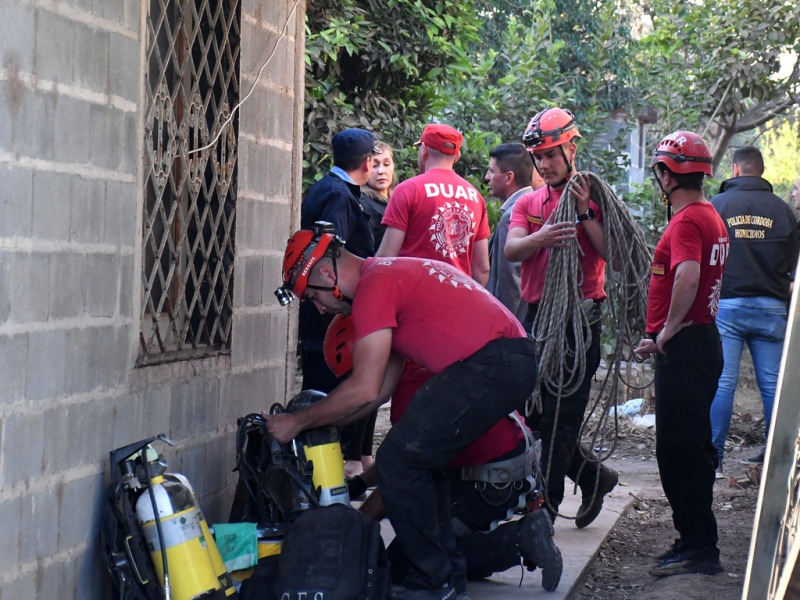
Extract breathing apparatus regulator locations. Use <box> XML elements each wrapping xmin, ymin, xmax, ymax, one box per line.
<box><xmin>649</xmin><ymin>130</ymin><xmax>714</xmax><ymax>221</ymax></box>
<box><xmin>102</xmin><ymin>435</ymin><xmax>237</xmax><ymax>600</ymax></box>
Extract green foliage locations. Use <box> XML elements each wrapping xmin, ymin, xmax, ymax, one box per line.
<box><xmin>631</xmin><ymin>0</ymin><xmax>800</xmax><ymax>164</ymax></box>
<box><xmin>442</xmin><ymin>0</ymin><xmax>637</xmax><ymax>192</ymax></box>
<box><xmin>759</xmin><ymin>114</ymin><xmax>800</xmax><ymax>200</ymax></box>
<box><xmin>303</xmin><ymin>0</ymin><xmax>481</xmax><ymax>188</ymax></box>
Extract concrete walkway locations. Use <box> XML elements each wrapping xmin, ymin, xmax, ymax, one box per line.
<box><xmin>378</xmin><ymin>474</ymin><xmax>638</xmax><ymax>599</ymax></box>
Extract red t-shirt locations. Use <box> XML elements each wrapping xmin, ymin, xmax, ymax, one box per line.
<box><xmin>508</xmin><ymin>186</ymin><xmax>606</xmax><ymax>304</ymax></box>
<box><xmin>389</xmin><ymin>363</ymin><xmax>524</xmax><ymax>467</ymax></box>
<box><xmin>646</xmin><ymin>202</ymin><xmax>729</xmax><ymax>333</ymax></box>
<box><xmin>381</xmin><ymin>169</ymin><xmax>490</xmax><ymax>275</ymax></box>
<box><xmin>352</xmin><ymin>257</ymin><xmax>525</xmax><ymax>374</ymax></box>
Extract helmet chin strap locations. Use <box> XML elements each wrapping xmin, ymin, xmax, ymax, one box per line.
<box><xmin>531</xmin><ymin>148</ymin><xmax>574</xmax><ymax>189</ymax></box>
<box><xmin>305</xmin><ymin>257</ymin><xmax>354</xmax><ymax>304</ymax></box>
<box><xmin>653</xmin><ymin>167</ymin><xmax>681</xmax><ymax>222</ymax></box>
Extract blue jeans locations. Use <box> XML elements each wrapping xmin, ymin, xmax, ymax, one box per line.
<box><xmin>709</xmin><ymin>297</ymin><xmax>787</xmax><ymax>462</ymax></box>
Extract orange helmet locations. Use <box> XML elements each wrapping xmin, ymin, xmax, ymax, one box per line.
<box><xmin>650</xmin><ymin>131</ymin><xmax>713</xmax><ymax>177</ymax></box>
<box><xmin>523</xmin><ymin>108</ymin><xmax>582</xmax><ymax>152</ymax></box>
<box><xmin>323</xmin><ymin>314</ymin><xmax>355</xmax><ymax>377</ymax></box>
<box><xmin>274</xmin><ymin>222</ymin><xmax>341</xmax><ymax>306</ymax></box>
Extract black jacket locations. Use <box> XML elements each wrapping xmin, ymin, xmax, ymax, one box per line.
<box><xmin>711</xmin><ymin>176</ymin><xmax>799</xmax><ymax>301</ymax></box>
<box><xmin>299</xmin><ymin>172</ymin><xmax>375</xmax><ymax>352</ymax></box>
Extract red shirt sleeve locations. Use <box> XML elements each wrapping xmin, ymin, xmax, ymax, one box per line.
<box><xmin>381</xmin><ymin>181</ymin><xmax>412</xmax><ymax>232</ymax></box>
<box><xmin>668</xmin><ymin>217</ymin><xmax>704</xmax><ymax>268</ymax></box>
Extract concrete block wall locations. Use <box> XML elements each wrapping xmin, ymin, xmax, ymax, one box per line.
<box><xmin>0</xmin><ymin>0</ymin><xmax>304</xmax><ymax>597</ymax></box>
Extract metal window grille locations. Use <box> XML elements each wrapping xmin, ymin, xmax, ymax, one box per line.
<box><xmin>139</xmin><ymin>0</ymin><xmax>240</xmax><ymax>366</ymax></box>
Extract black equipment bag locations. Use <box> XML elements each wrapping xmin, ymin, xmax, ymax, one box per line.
<box><xmin>275</xmin><ymin>503</ymin><xmax>389</xmax><ymax>600</ymax></box>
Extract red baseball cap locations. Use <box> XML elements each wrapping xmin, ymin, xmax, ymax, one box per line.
<box><xmin>416</xmin><ymin>124</ymin><xmax>462</xmax><ymax>155</ymax></box>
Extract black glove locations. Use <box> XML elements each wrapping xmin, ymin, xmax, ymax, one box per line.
<box><xmin>347</xmin><ymin>475</ymin><xmax>367</xmax><ymax>499</ymax></box>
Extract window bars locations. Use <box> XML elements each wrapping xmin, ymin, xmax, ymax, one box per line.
<box><xmin>139</xmin><ymin>0</ymin><xmax>240</xmax><ymax>365</ymax></box>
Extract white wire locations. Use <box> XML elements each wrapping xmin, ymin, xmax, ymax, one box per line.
<box><xmin>188</xmin><ymin>0</ymin><xmax>301</xmax><ymax>156</ymax></box>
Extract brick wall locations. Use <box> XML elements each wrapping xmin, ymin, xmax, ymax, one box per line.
<box><xmin>0</xmin><ymin>0</ymin><xmax>304</xmax><ymax>597</ymax></box>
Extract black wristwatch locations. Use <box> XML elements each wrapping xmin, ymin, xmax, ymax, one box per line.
<box><xmin>576</xmin><ymin>208</ymin><xmax>595</xmax><ymax>222</ymax></box>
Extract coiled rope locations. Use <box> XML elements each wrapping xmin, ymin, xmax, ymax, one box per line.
<box><xmin>529</xmin><ymin>171</ymin><xmax>652</xmax><ymax>518</ymax></box>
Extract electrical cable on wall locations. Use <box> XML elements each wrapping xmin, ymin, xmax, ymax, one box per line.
<box><xmin>188</xmin><ymin>0</ymin><xmax>301</xmax><ymax>157</ymax></box>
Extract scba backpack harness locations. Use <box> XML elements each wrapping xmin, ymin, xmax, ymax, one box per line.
<box><xmin>231</xmin><ymin>411</ymin><xmax>389</xmax><ymax>600</ymax></box>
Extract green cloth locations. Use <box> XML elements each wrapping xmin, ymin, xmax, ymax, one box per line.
<box><xmin>214</xmin><ymin>522</ymin><xmax>258</xmax><ymax>571</ymax></box>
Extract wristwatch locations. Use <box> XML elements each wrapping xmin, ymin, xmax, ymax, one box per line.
<box><xmin>576</xmin><ymin>208</ymin><xmax>595</xmax><ymax>222</ymax></box>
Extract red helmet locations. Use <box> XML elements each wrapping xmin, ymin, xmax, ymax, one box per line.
<box><xmin>650</xmin><ymin>131</ymin><xmax>713</xmax><ymax>177</ymax></box>
<box><xmin>274</xmin><ymin>222</ymin><xmax>340</xmax><ymax>305</ymax></box>
<box><xmin>323</xmin><ymin>314</ymin><xmax>355</xmax><ymax>377</ymax></box>
<box><xmin>523</xmin><ymin>108</ymin><xmax>582</xmax><ymax>152</ymax></box>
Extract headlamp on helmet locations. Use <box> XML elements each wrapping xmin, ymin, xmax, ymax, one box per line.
<box><xmin>522</xmin><ymin>108</ymin><xmax>582</xmax><ymax>152</ymax></box>
<box><xmin>274</xmin><ymin>221</ymin><xmax>341</xmax><ymax>306</ymax></box>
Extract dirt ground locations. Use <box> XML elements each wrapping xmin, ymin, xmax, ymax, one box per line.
<box><xmin>576</xmin><ymin>351</ymin><xmax>765</xmax><ymax>600</ymax></box>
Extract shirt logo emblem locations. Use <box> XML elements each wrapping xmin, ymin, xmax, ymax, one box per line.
<box><xmin>429</xmin><ymin>202</ymin><xmax>475</xmax><ymax>259</ymax></box>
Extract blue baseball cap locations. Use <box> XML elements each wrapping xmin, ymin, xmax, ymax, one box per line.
<box><xmin>332</xmin><ymin>129</ymin><xmax>380</xmax><ymax>161</ymax></box>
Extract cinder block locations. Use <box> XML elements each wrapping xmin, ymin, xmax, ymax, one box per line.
<box><xmin>260</xmin><ymin>87</ymin><xmax>294</xmax><ymax>143</ymax></box>
<box><xmin>85</xmin><ymin>253</ymin><xmax>119</xmax><ymax>318</ymax></box>
<box><xmin>0</xmin><ymin>571</ymin><xmax>36</xmax><ymax>600</ymax></box>
<box><xmin>241</xmin><ymin>256</ymin><xmax>263</xmax><ymax>307</ymax></box>
<box><xmin>34</xmin><ymin>10</ymin><xmax>75</xmax><ymax>85</ymax></box>
<box><xmin>0</xmin><ymin>164</ymin><xmax>32</xmax><ymax>237</ymax></box>
<box><xmin>170</xmin><ymin>378</ymin><xmax>220</xmax><ymax>439</ymax></box>
<box><xmin>70</xmin><ymin>176</ymin><xmax>106</xmax><ymax>244</ymax></box>
<box><xmin>142</xmin><ymin>386</ymin><xmax>171</xmax><ymax>437</ymax></box>
<box><xmin>36</xmin><ymin>555</ymin><xmax>75</xmax><ymax>600</ymax></box>
<box><xmin>2</xmin><ymin>410</ymin><xmax>45</xmax><ymax>485</ymax></box>
<box><xmin>118</xmin><ymin>255</ymin><xmax>133</xmax><ymax>317</ymax></box>
<box><xmin>42</xmin><ymin>403</ymin><xmax>71</xmax><ymax>475</ymax></box>
<box><xmin>263</xmin><ymin>147</ymin><xmax>292</xmax><ymax>198</ymax></box>
<box><xmin>110</xmin><ymin>392</ymin><xmax>145</xmax><ymax>449</ymax></box>
<box><xmin>240</xmin><ymin>142</ymin><xmax>267</xmax><ymax>198</ymax></box>
<box><xmin>5</xmin><ymin>252</ymin><xmax>48</xmax><ymax>323</ymax></box>
<box><xmin>201</xmin><ymin>435</ymin><xmax>230</xmax><ymax>495</ymax></box>
<box><xmin>96</xmin><ymin>325</ymin><xmax>132</xmax><ymax>389</ymax></box>
<box><xmin>49</xmin><ymin>252</ymin><xmax>87</xmax><ymax>319</ymax></box>
<box><xmin>32</xmin><ymin>170</ymin><xmax>72</xmax><ymax>241</ymax></box>
<box><xmin>262</xmin><ymin>253</ymin><xmax>284</xmax><ymax>307</ymax></box>
<box><xmin>18</xmin><ymin>486</ymin><xmax>57</xmax><ymax>563</ymax></box>
<box><xmin>123</xmin><ymin>0</ymin><xmax>141</xmax><ymax>32</ymax></box>
<box><xmin>0</xmin><ymin>333</ymin><xmax>28</xmax><ymax>405</ymax></box>
<box><xmin>175</xmin><ymin>442</ymin><xmax>207</xmax><ymax>495</ymax></box>
<box><xmin>25</xmin><ymin>329</ymin><xmax>67</xmax><ymax>401</ymax></box>
<box><xmin>73</xmin><ymin>25</ymin><xmax>109</xmax><ymax>93</ymax></box>
<box><xmin>234</xmin><ymin>197</ymin><xmax>254</xmax><ymax>251</ymax></box>
<box><xmin>88</xmin><ymin>103</ymin><xmax>122</xmax><ymax>171</ymax></box>
<box><xmin>18</xmin><ymin>86</ymin><xmax>56</xmax><ymax>160</ymax></box>
<box><xmin>93</xmin><ymin>0</ymin><xmax>124</xmax><ymax>23</ymax></box>
<box><xmin>104</xmin><ymin>181</ymin><xmax>137</xmax><ymax>247</ymax></box>
<box><xmin>0</xmin><ymin>496</ymin><xmax>21</xmax><ymax>573</ymax></box>
<box><xmin>54</xmin><ymin>95</ymin><xmax>92</xmax><ymax>164</ymax></box>
<box><xmin>0</xmin><ymin>5</ymin><xmax>36</xmax><ymax>75</ymax></box>
<box><xmin>0</xmin><ymin>259</ymin><xmax>9</xmax><ymax>325</ymax></box>
<box><xmin>64</xmin><ymin>327</ymin><xmax>98</xmax><ymax>397</ymax></box>
<box><xmin>58</xmin><ymin>474</ymin><xmax>104</xmax><ymax>551</ymax></box>
<box><xmin>120</xmin><ymin>112</ymin><xmax>138</xmax><ymax>175</ymax></box>
<box><xmin>107</xmin><ymin>31</ymin><xmax>139</xmax><ymax>102</ymax></box>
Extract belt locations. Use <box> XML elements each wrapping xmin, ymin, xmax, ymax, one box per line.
<box><xmin>460</xmin><ymin>413</ymin><xmax>539</xmax><ymax>484</ymax></box>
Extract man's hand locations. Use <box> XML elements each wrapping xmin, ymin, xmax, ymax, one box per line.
<box><xmin>571</xmin><ymin>172</ymin><xmax>592</xmax><ymax>215</ymax></box>
<box><xmin>263</xmin><ymin>412</ymin><xmax>302</xmax><ymax>444</ymax></box>
<box><xmin>538</xmin><ymin>210</ymin><xmax>577</xmax><ymax>248</ymax></box>
<box><xmin>633</xmin><ymin>338</ymin><xmax>657</xmax><ymax>360</ymax></box>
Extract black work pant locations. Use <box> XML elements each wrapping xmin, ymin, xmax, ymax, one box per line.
<box><xmin>376</xmin><ymin>337</ymin><xmax>538</xmax><ymax>591</ymax></box>
<box><xmin>524</xmin><ymin>305</ymin><xmax>604</xmax><ymax>513</ymax></box>
<box><xmin>654</xmin><ymin>323</ymin><xmax>721</xmax><ymax>549</ymax></box>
